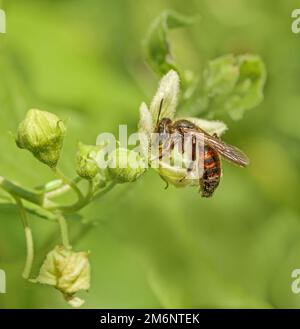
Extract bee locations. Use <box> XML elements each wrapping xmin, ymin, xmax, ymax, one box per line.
<box><xmin>154</xmin><ymin>100</ymin><xmax>249</xmax><ymax>197</ymax></box>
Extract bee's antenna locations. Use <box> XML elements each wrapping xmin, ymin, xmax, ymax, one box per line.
<box><xmin>156</xmin><ymin>98</ymin><xmax>164</xmax><ymax>126</ymax></box>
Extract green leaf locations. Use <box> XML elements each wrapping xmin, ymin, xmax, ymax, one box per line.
<box><xmin>203</xmin><ymin>54</ymin><xmax>266</xmax><ymax>120</ymax></box>
<box><xmin>203</xmin><ymin>54</ymin><xmax>240</xmax><ymax>97</ymax></box>
<box><xmin>143</xmin><ymin>10</ymin><xmax>196</xmax><ymax>76</ymax></box>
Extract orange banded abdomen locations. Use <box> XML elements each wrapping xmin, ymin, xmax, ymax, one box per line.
<box><xmin>200</xmin><ymin>145</ymin><xmax>221</xmax><ymax>197</ymax></box>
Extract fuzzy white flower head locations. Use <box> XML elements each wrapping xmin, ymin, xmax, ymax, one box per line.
<box><xmin>176</xmin><ymin>117</ymin><xmax>227</xmax><ymax>137</ymax></box>
<box><xmin>138</xmin><ymin>70</ymin><xmax>180</xmax><ymax>137</ymax></box>
<box><xmin>138</xmin><ymin>69</ymin><xmax>228</xmax><ymax>188</ymax></box>
<box><xmin>149</xmin><ymin>70</ymin><xmax>180</xmax><ymax>128</ymax></box>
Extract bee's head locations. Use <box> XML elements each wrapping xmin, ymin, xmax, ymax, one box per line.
<box><xmin>154</xmin><ymin>118</ymin><xmax>173</xmax><ymax>146</ymax></box>
<box><xmin>156</xmin><ymin>117</ymin><xmax>172</xmax><ymax>134</ymax></box>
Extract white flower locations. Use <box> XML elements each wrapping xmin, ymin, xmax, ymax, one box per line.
<box><xmin>149</xmin><ymin>70</ymin><xmax>180</xmax><ymax>129</ymax></box>
<box><xmin>138</xmin><ymin>69</ymin><xmax>228</xmax><ymax>188</ymax></box>
<box><xmin>176</xmin><ymin>117</ymin><xmax>227</xmax><ymax>136</ymax></box>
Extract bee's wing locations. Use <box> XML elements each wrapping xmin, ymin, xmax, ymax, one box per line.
<box><xmin>181</xmin><ymin>127</ymin><xmax>250</xmax><ymax>167</ymax></box>
<box><xmin>203</xmin><ymin>134</ymin><xmax>249</xmax><ymax>167</ymax></box>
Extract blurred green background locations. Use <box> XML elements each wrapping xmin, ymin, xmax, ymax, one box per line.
<box><xmin>1</xmin><ymin>0</ymin><xmax>300</xmax><ymax>308</ymax></box>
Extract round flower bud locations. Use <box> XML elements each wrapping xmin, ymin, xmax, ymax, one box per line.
<box><xmin>16</xmin><ymin>109</ymin><xmax>66</xmax><ymax>168</ymax></box>
<box><xmin>35</xmin><ymin>245</ymin><xmax>90</xmax><ymax>308</ymax></box>
<box><xmin>76</xmin><ymin>142</ymin><xmax>102</xmax><ymax>180</ymax></box>
<box><xmin>108</xmin><ymin>148</ymin><xmax>146</xmax><ymax>183</ymax></box>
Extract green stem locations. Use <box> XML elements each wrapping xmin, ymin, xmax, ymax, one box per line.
<box><xmin>52</xmin><ymin>180</ymin><xmax>115</xmax><ymax>215</ymax></box>
<box><xmin>56</xmin><ymin>213</ymin><xmax>71</xmax><ymax>249</ymax></box>
<box><xmin>0</xmin><ymin>176</ymin><xmax>44</xmax><ymax>205</ymax></box>
<box><xmin>92</xmin><ymin>181</ymin><xmax>117</xmax><ymax>201</ymax></box>
<box><xmin>53</xmin><ymin>180</ymin><xmax>94</xmax><ymax>214</ymax></box>
<box><xmin>24</xmin><ymin>202</ymin><xmax>57</xmax><ymax>221</ymax></box>
<box><xmin>87</xmin><ymin>179</ymin><xmax>94</xmax><ymax>200</ymax></box>
<box><xmin>13</xmin><ymin>196</ymin><xmax>34</xmax><ymax>279</ymax></box>
<box><xmin>38</xmin><ymin>176</ymin><xmax>81</xmax><ymax>193</ymax></box>
<box><xmin>44</xmin><ymin>178</ymin><xmax>83</xmax><ymax>207</ymax></box>
<box><xmin>52</xmin><ymin>168</ymin><xmax>84</xmax><ymax>201</ymax></box>
<box><xmin>45</xmin><ymin>184</ymin><xmax>71</xmax><ymax>199</ymax></box>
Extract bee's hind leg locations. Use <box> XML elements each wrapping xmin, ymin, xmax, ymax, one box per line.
<box><xmin>159</xmin><ymin>175</ymin><xmax>169</xmax><ymax>189</ymax></box>
<box><xmin>178</xmin><ymin>161</ymin><xmax>194</xmax><ymax>183</ymax></box>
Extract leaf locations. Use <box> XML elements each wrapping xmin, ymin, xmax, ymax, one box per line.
<box><xmin>203</xmin><ymin>54</ymin><xmax>240</xmax><ymax>97</ymax></box>
<box><xmin>203</xmin><ymin>54</ymin><xmax>266</xmax><ymax>120</ymax></box>
<box><xmin>143</xmin><ymin>10</ymin><xmax>196</xmax><ymax>76</ymax></box>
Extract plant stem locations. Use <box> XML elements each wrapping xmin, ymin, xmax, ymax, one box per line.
<box><xmin>92</xmin><ymin>181</ymin><xmax>117</xmax><ymax>201</ymax></box>
<box><xmin>52</xmin><ymin>168</ymin><xmax>84</xmax><ymax>201</ymax></box>
<box><xmin>0</xmin><ymin>176</ymin><xmax>44</xmax><ymax>205</ymax></box>
<box><xmin>13</xmin><ymin>196</ymin><xmax>34</xmax><ymax>279</ymax></box>
<box><xmin>39</xmin><ymin>176</ymin><xmax>81</xmax><ymax>193</ymax></box>
<box><xmin>56</xmin><ymin>213</ymin><xmax>71</xmax><ymax>249</ymax></box>
<box><xmin>45</xmin><ymin>184</ymin><xmax>71</xmax><ymax>199</ymax></box>
<box><xmin>87</xmin><ymin>179</ymin><xmax>94</xmax><ymax>200</ymax></box>
<box><xmin>24</xmin><ymin>203</ymin><xmax>57</xmax><ymax>221</ymax></box>
<box><xmin>49</xmin><ymin>180</ymin><xmax>115</xmax><ymax>214</ymax></box>
<box><xmin>53</xmin><ymin>180</ymin><xmax>94</xmax><ymax>214</ymax></box>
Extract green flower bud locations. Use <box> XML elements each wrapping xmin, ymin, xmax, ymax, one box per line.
<box><xmin>16</xmin><ymin>109</ymin><xmax>66</xmax><ymax>168</ymax></box>
<box><xmin>108</xmin><ymin>148</ymin><xmax>146</xmax><ymax>183</ymax></box>
<box><xmin>76</xmin><ymin>142</ymin><xmax>102</xmax><ymax>180</ymax></box>
<box><xmin>35</xmin><ymin>245</ymin><xmax>90</xmax><ymax>308</ymax></box>
<box><xmin>92</xmin><ymin>172</ymin><xmax>108</xmax><ymax>189</ymax></box>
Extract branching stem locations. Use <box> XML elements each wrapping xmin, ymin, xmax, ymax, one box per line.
<box><xmin>51</xmin><ymin>167</ymin><xmax>84</xmax><ymax>201</ymax></box>
<box><xmin>92</xmin><ymin>181</ymin><xmax>117</xmax><ymax>201</ymax></box>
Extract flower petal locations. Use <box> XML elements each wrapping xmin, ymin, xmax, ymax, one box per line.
<box><xmin>138</xmin><ymin>103</ymin><xmax>152</xmax><ymax>158</ymax></box>
<box><xmin>150</xmin><ymin>70</ymin><xmax>180</xmax><ymax>129</ymax></box>
<box><xmin>138</xmin><ymin>102</ymin><xmax>152</xmax><ymax>137</ymax></box>
<box><xmin>178</xmin><ymin>117</ymin><xmax>228</xmax><ymax>136</ymax></box>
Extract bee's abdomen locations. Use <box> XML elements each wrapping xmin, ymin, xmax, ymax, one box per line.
<box><xmin>200</xmin><ymin>146</ymin><xmax>221</xmax><ymax>197</ymax></box>
<box><xmin>204</xmin><ymin>147</ymin><xmax>220</xmax><ymax>176</ymax></box>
